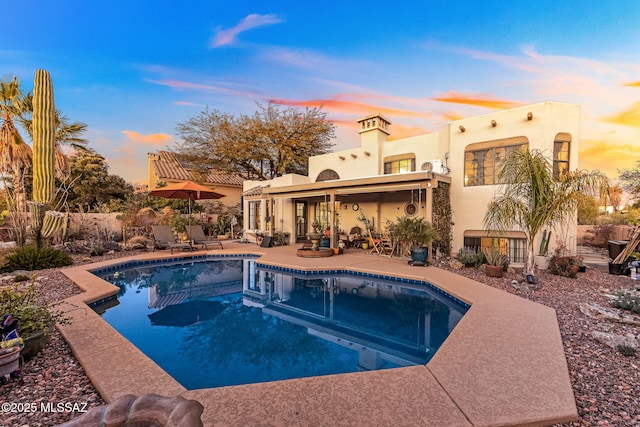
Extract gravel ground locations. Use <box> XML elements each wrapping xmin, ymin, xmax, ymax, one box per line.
<box><xmin>1</xmin><ymin>249</ymin><xmax>639</xmax><ymax>426</ymax></box>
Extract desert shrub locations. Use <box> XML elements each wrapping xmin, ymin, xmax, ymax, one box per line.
<box><xmin>548</xmin><ymin>255</ymin><xmax>581</xmax><ymax>279</ymax></box>
<box><xmin>217</xmin><ymin>215</ymin><xmax>232</xmax><ymax>236</ymax></box>
<box><xmin>123</xmin><ymin>235</ymin><xmax>150</xmax><ymax>250</ymax></box>
<box><xmin>617</xmin><ymin>345</ymin><xmax>637</xmax><ymax>357</ymax></box>
<box><xmin>611</xmin><ymin>289</ymin><xmax>640</xmax><ymax>314</ymax></box>
<box><xmin>0</xmin><ymin>245</ymin><xmax>73</xmax><ymax>273</ymax></box>
<box><xmin>583</xmin><ymin>224</ymin><xmax>613</xmax><ymax>248</ymax></box>
<box><xmin>0</xmin><ymin>283</ymin><xmax>71</xmax><ymax>336</ymax></box>
<box><xmin>200</xmin><ymin>221</ymin><xmax>217</xmax><ymax>236</ymax></box>
<box><xmin>456</xmin><ymin>246</ymin><xmax>485</xmax><ymax>268</ymax></box>
<box><xmin>168</xmin><ymin>215</ymin><xmax>188</xmax><ymax>233</ymax></box>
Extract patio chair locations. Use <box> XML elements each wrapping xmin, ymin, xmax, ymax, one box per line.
<box><xmin>380</xmin><ymin>232</ymin><xmax>397</xmax><ymax>256</ymax></box>
<box><xmin>185</xmin><ymin>225</ymin><xmax>224</xmax><ymax>250</ymax></box>
<box><xmin>151</xmin><ymin>226</ymin><xmax>192</xmax><ymax>254</ymax></box>
<box><xmin>369</xmin><ymin>233</ymin><xmax>384</xmax><ymax>255</ymax></box>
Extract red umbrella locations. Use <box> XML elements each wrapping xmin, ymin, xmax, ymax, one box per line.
<box><xmin>149</xmin><ymin>180</ymin><xmax>225</xmax><ymax>222</ymax></box>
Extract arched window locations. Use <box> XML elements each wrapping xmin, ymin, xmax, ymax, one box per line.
<box><xmin>553</xmin><ymin>133</ymin><xmax>571</xmax><ymax>179</ymax></box>
<box><xmin>464</xmin><ymin>137</ymin><xmax>528</xmax><ymax>186</ymax></box>
<box><xmin>316</xmin><ymin>169</ymin><xmax>340</xmax><ymax>182</ymax></box>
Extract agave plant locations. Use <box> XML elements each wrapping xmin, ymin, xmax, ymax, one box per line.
<box><xmin>482</xmin><ymin>246</ymin><xmax>508</xmax><ymax>267</ymax></box>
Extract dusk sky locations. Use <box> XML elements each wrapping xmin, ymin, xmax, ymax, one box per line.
<box><xmin>4</xmin><ymin>1</ymin><xmax>640</xmax><ymax>185</ymax></box>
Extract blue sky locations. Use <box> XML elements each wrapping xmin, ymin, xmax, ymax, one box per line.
<box><xmin>3</xmin><ymin>0</ymin><xmax>640</xmax><ymax>185</ymax></box>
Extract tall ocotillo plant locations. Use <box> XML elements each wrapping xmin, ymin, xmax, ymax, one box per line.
<box><xmin>31</xmin><ymin>69</ymin><xmax>57</xmax><ymax>246</ymax></box>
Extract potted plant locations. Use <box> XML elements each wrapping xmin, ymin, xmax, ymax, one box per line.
<box><xmin>0</xmin><ymin>281</ymin><xmax>71</xmax><ymax>360</ymax></box>
<box><xmin>534</xmin><ymin>230</ymin><xmax>551</xmax><ymax>270</ymax></box>
<box><xmin>392</xmin><ymin>216</ymin><xmax>438</xmax><ymax>266</ymax></box>
<box><xmin>482</xmin><ymin>246</ymin><xmax>509</xmax><ymax>278</ymax></box>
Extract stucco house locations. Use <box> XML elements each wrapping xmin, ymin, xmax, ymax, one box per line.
<box><xmin>242</xmin><ymin>101</ymin><xmax>580</xmax><ymax>263</ymax></box>
<box><xmin>147</xmin><ymin>150</ymin><xmax>245</xmax><ymax>209</ymax></box>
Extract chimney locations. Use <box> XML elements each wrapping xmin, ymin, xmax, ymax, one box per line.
<box><xmin>357</xmin><ymin>113</ymin><xmax>391</xmax><ymax>148</ymax></box>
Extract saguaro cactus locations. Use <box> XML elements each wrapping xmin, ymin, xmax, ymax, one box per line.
<box><xmin>31</xmin><ymin>69</ymin><xmax>64</xmax><ymax>246</ymax></box>
<box><xmin>32</xmin><ymin>69</ymin><xmax>55</xmax><ymax>205</ymax></box>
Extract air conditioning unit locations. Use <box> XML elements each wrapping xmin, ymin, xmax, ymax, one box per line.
<box><xmin>420</xmin><ymin>159</ymin><xmax>444</xmax><ymax>174</ymax></box>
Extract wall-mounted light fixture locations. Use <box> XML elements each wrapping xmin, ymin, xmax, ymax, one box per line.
<box><xmin>527</xmin><ymin>112</ymin><xmax>533</xmax><ymax>121</ymax></box>
<box><xmin>491</xmin><ymin>120</ymin><xmax>497</xmax><ymax>127</ymax></box>
<box><xmin>350</xmin><ymin>153</ymin><xmax>358</xmax><ymax>158</ymax></box>
<box><xmin>459</xmin><ymin>125</ymin><xmax>466</xmax><ymax>132</ymax></box>
<box><xmin>338</xmin><ymin>155</ymin><xmax>345</xmax><ymax>160</ymax></box>
<box><xmin>364</xmin><ymin>151</ymin><xmax>371</xmax><ymax>156</ymax></box>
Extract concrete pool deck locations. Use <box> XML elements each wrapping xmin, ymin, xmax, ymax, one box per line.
<box><xmin>60</xmin><ymin>243</ymin><xmax>578</xmax><ymax>426</ymax></box>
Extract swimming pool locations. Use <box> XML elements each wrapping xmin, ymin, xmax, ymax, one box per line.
<box><xmin>93</xmin><ymin>256</ymin><xmax>468</xmax><ymax>390</ymax></box>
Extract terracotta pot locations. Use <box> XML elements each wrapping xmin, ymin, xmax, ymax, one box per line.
<box><xmin>0</xmin><ymin>347</ymin><xmax>21</xmax><ymax>377</ymax></box>
<box><xmin>485</xmin><ymin>265</ymin><xmax>504</xmax><ymax>278</ymax></box>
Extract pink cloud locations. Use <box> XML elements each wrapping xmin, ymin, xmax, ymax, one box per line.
<box><xmin>432</xmin><ymin>91</ymin><xmax>521</xmax><ymax>110</ymax></box>
<box><xmin>121</xmin><ymin>130</ymin><xmax>172</xmax><ymax>145</ymax></box>
<box><xmin>269</xmin><ymin>96</ymin><xmax>428</xmax><ymax>120</ymax></box>
<box><xmin>388</xmin><ymin>124</ymin><xmax>433</xmax><ymax>140</ymax></box>
<box><xmin>211</xmin><ymin>13</ymin><xmax>283</xmax><ymax>47</ymax></box>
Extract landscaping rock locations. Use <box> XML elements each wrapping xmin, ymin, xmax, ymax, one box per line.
<box><xmin>592</xmin><ymin>331</ymin><xmax>638</xmax><ymax>350</ymax></box>
<box><xmin>58</xmin><ymin>393</ymin><xmax>204</xmax><ymax>427</ymax></box>
<box><xmin>510</xmin><ymin>279</ymin><xmax>539</xmax><ymax>291</ymax></box>
<box><xmin>448</xmin><ymin>259</ymin><xmax>464</xmax><ymax>270</ymax></box>
<box><xmin>578</xmin><ymin>302</ymin><xmax>640</xmax><ymax>325</ymax></box>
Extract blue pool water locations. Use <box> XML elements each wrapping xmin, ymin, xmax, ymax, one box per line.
<box><xmin>93</xmin><ymin>256</ymin><xmax>468</xmax><ymax>390</ymax></box>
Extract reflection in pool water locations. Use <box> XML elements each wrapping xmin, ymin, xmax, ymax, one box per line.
<box><xmin>94</xmin><ymin>257</ymin><xmax>468</xmax><ymax>390</ymax></box>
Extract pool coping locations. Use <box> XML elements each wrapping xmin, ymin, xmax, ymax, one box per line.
<box><xmin>59</xmin><ymin>244</ymin><xmax>578</xmax><ymax>427</ymax></box>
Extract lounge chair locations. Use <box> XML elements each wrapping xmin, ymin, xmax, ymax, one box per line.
<box><xmin>185</xmin><ymin>225</ymin><xmax>224</xmax><ymax>250</ymax></box>
<box><xmin>151</xmin><ymin>226</ymin><xmax>192</xmax><ymax>254</ymax></box>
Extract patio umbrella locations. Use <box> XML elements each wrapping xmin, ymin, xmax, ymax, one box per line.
<box><xmin>148</xmin><ymin>180</ymin><xmax>225</xmax><ymax>223</ymax></box>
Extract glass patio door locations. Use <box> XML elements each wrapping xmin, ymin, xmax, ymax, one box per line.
<box><xmin>295</xmin><ymin>201</ymin><xmax>308</xmax><ymax>242</ymax></box>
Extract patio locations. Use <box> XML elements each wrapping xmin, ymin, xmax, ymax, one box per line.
<box><xmin>59</xmin><ymin>242</ymin><xmax>578</xmax><ymax>426</ymax></box>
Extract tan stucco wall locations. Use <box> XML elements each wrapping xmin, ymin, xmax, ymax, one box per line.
<box><xmin>448</xmin><ymin>102</ymin><xmax>580</xmax><ymax>256</ymax></box>
<box><xmin>244</xmin><ymin>101</ymin><xmax>581</xmax><ymax>257</ymax></box>
<box><xmin>308</xmin><ymin>129</ymin><xmax>447</xmax><ymax>182</ymax></box>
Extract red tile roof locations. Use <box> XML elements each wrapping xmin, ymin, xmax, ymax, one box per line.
<box><xmin>150</xmin><ymin>151</ymin><xmax>244</xmax><ymax>187</ymax></box>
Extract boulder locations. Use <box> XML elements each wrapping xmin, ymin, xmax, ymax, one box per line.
<box><xmin>592</xmin><ymin>331</ymin><xmax>638</xmax><ymax>350</ymax></box>
<box><xmin>58</xmin><ymin>394</ymin><xmax>204</xmax><ymax>427</ymax></box>
<box><xmin>578</xmin><ymin>302</ymin><xmax>640</xmax><ymax>325</ymax></box>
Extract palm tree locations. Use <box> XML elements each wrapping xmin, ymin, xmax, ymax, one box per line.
<box><xmin>0</xmin><ymin>77</ymin><xmax>33</xmax><ymax>245</ymax></box>
<box><xmin>1</xmin><ymin>76</ymin><xmax>88</xmax><ymax>245</ymax></box>
<box><xmin>483</xmin><ymin>149</ymin><xmax>609</xmax><ymax>281</ymax></box>
<box><xmin>23</xmin><ymin>111</ymin><xmax>88</xmax><ymax>179</ymax></box>
<box><xmin>608</xmin><ymin>185</ymin><xmax>623</xmax><ymax>213</ymax></box>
